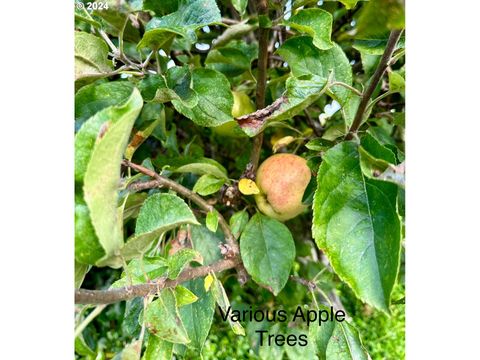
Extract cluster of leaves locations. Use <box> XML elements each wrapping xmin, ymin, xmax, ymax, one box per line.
<box><xmin>75</xmin><ymin>0</ymin><xmax>405</xmax><ymax>359</ymax></box>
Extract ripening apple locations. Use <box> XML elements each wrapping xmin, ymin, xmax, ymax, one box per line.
<box><xmin>213</xmin><ymin>91</ymin><xmax>255</xmax><ymax>138</ymax></box>
<box><xmin>254</xmin><ymin>153</ymin><xmax>312</xmax><ymax>221</ymax></box>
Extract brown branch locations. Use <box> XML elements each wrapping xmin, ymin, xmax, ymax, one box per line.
<box><xmin>247</xmin><ymin>0</ymin><xmax>270</xmax><ymax>176</ymax></box>
<box><xmin>75</xmin><ymin>258</ymin><xmax>240</xmax><ymax>304</ymax></box>
<box><xmin>122</xmin><ymin>160</ymin><xmax>248</xmax><ymax>282</ymax></box>
<box><xmin>346</xmin><ymin>29</ymin><xmax>403</xmax><ymax>140</ymax></box>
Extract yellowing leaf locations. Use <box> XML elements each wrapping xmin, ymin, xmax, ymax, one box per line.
<box><xmin>204</xmin><ymin>273</ymin><xmax>214</xmax><ymax>292</ymax></box>
<box><xmin>272</xmin><ymin>135</ymin><xmax>296</xmax><ymax>153</ymax></box>
<box><xmin>238</xmin><ymin>178</ymin><xmax>260</xmax><ymax>195</ymax></box>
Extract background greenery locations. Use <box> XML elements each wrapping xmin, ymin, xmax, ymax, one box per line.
<box><xmin>75</xmin><ymin>0</ymin><xmax>405</xmax><ymax>359</ymax></box>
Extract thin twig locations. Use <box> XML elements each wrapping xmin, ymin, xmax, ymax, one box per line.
<box><xmin>304</xmin><ymin>110</ymin><xmax>323</xmax><ymax>137</ymax></box>
<box><xmin>75</xmin><ymin>258</ymin><xmax>240</xmax><ymax>304</ymax></box>
<box><xmin>346</xmin><ymin>29</ymin><xmax>403</xmax><ymax>139</ymax></box>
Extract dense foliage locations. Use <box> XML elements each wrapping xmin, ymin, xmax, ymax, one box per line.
<box><xmin>74</xmin><ymin>0</ymin><xmax>405</xmax><ymax>359</ymax></box>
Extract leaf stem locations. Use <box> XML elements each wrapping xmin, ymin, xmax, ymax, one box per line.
<box><xmin>74</xmin><ymin>304</ymin><xmax>107</xmax><ymax>337</ymax></box>
<box><xmin>346</xmin><ymin>29</ymin><xmax>403</xmax><ymax>139</ymax></box>
<box><xmin>330</xmin><ymin>81</ymin><xmax>363</xmax><ymax>97</ymax></box>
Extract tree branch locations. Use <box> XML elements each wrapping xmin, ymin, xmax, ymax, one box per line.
<box><xmin>247</xmin><ymin>0</ymin><xmax>270</xmax><ymax>176</ymax></box>
<box><xmin>122</xmin><ymin>160</ymin><xmax>248</xmax><ymax>282</ymax></box>
<box><xmin>75</xmin><ymin>258</ymin><xmax>240</xmax><ymax>304</ymax></box>
<box><xmin>346</xmin><ymin>29</ymin><xmax>403</xmax><ymax>139</ymax></box>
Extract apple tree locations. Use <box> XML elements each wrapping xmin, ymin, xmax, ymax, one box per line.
<box><xmin>75</xmin><ymin>0</ymin><xmax>405</xmax><ymax>358</ymax></box>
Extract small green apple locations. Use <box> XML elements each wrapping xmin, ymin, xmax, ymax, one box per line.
<box><xmin>213</xmin><ymin>91</ymin><xmax>255</xmax><ymax>138</ymax></box>
<box><xmin>254</xmin><ymin>153</ymin><xmax>312</xmax><ymax>221</ymax></box>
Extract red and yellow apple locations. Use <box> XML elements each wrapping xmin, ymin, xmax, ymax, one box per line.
<box><xmin>254</xmin><ymin>154</ymin><xmax>311</xmax><ymax>221</ymax></box>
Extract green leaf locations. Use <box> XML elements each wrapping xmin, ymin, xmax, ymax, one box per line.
<box><xmin>74</xmin><ymin>261</ymin><xmax>89</xmax><ymax>289</ymax></box>
<box><xmin>309</xmin><ymin>308</ymin><xmax>336</xmax><ymax>359</ymax></box>
<box><xmin>312</xmin><ymin>142</ymin><xmax>401</xmax><ymax>312</ymax></box>
<box><xmin>388</xmin><ymin>70</ymin><xmax>405</xmax><ymax>96</ymax></box>
<box><xmin>361</xmin><ymin>133</ymin><xmax>397</xmax><ymax>164</ymax></box>
<box><xmin>138</xmin><ymin>0</ymin><xmax>222</xmax><ymax>49</ymax></box>
<box><xmin>205</xmin><ymin>47</ymin><xmax>253</xmax><ymax>77</ymax></box>
<box><xmin>206</xmin><ymin>210</ymin><xmax>219</xmax><ymax>233</ymax></box>
<box><xmin>211</xmin><ymin>275</ymin><xmax>245</xmax><ymax>335</ymax></box>
<box><xmin>173</xmin><ymin>157</ymin><xmax>228</xmax><ymax>179</ymax></box>
<box><xmin>277</xmin><ymin>36</ymin><xmax>352</xmax><ymax>105</ymax></box>
<box><xmin>75</xmin><ymin>195</ymin><xmax>105</xmax><ymax>264</ymax></box>
<box><xmin>138</xmin><ymin>66</ymin><xmax>198</xmax><ymax>107</ymax></box>
<box><xmin>83</xmin><ymin>89</ymin><xmax>143</xmax><ymax>266</ymax></box>
<box><xmin>172</xmin><ymin>68</ymin><xmax>234</xmax><ymax>127</ymax></box>
<box><xmin>142</xmin><ymin>335</ymin><xmax>174</xmax><ymax>360</ymax></box>
<box><xmin>75</xmin><ymin>81</ymin><xmax>134</xmax><ymax>130</ymax></box>
<box><xmin>213</xmin><ymin>25</ymin><xmax>258</xmax><ymax>49</ymax></box>
<box><xmin>305</xmin><ymin>138</ymin><xmax>335</xmax><ymax>152</ymax></box>
<box><xmin>122</xmin><ymin>298</ymin><xmax>143</xmax><ymax>337</ymax></box>
<box><xmin>240</xmin><ymin>213</ymin><xmax>296</xmax><ymax>295</ymax></box>
<box><xmin>119</xmin><ymin>340</ymin><xmax>141</xmax><ymax>360</ymax></box>
<box><xmin>229</xmin><ymin>210</ymin><xmax>249</xmax><ymax>239</ymax></box>
<box><xmin>121</xmin><ymin>193</ymin><xmax>199</xmax><ymax>260</ymax></box>
<box><xmin>309</xmin><ymin>304</ymin><xmax>369</xmax><ymax>359</ymax></box>
<box><xmin>137</xmin><ymin>28</ymin><xmax>183</xmax><ymax>51</ymax></box>
<box><xmin>285</xmin><ymin>9</ymin><xmax>333</xmax><ymax>50</ymax></box>
<box><xmin>75</xmin><ymin>32</ymin><xmax>113</xmax><ymax>81</ymax></box>
<box><xmin>111</xmin><ymin>257</ymin><xmax>169</xmax><ymax>288</ymax></box>
<box><xmin>258</xmin><ymin>323</ymin><xmax>284</xmax><ymax>359</ymax></box>
<box><xmin>193</xmin><ymin>174</ymin><xmax>225</xmax><ymax>196</ymax></box>
<box><xmin>284</xmin><ymin>328</ymin><xmax>317</xmax><ymax>360</ymax></box>
<box><xmin>355</xmin><ymin>0</ymin><xmax>405</xmax><ymax>39</ymax></box>
<box><xmin>179</xmin><ymin>278</ymin><xmax>216</xmax><ymax>353</ymax></box>
<box><xmin>175</xmin><ymin>285</ymin><xmax>199</xmax><ymax>307</ymax></box>
<box><xmin>143</xmin><ymin>0</ymin><xmax>178</xmax><ymax>15</ymax></box>
<box><xmin>232</xmin><ymin>0</ymin><xmax>248</xmax><ymax>16</ymax></box>
<box><xmin>144</xmin><ymin>288</ymin><xmax>190</xmax><ymax>344</ymax></box>
<box><xmin>353</xmin><ymin>37</ymin><xmax>405</xmax><ymax>56</ymax></box>
<box><xmin>190</xmin><ymin>225</ymin><xmax>223</xmax><ymax>265</ymax></box>
<box><xmin>75</xmin><ymin>335</ymin><xmax>96</xmax><ymax>357</ymax></box>
<box><xmin>359</xmin><ymin>133</ymin><xmax>403</xmax><ymax>187</ymax></box>
<box><xmin>338</xmin><ymin>0</ymin><xmax>359</xmax><ymax>9</ymax></box>
<box><xmin>326</xmin><ymin>322</ymin><xmax>369</xmax><ymax>359</ymax></box>
<box><xmin>74</xmin><ymin>86</ymin><xmax>137</xmax><ymax>183</ymax></box>
<box><xmin>168</xmin><ymin>248</ymin><xmax>203</xmax><ymax>280</ymax></box>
